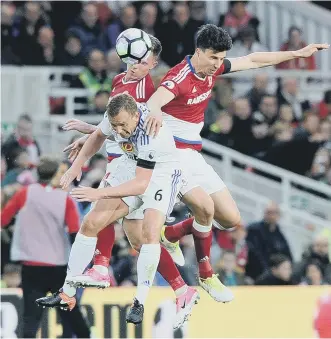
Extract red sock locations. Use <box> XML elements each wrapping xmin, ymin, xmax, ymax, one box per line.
<box><xmin>192</xmin><ymin>226</ymin><xmax>214</xmax><ymax>279</ymax></box>
<box><xmin>94</xmin><ymin>224</ymin><xmax>115</xmax><ymax>267</ymax></box>
<box><xmin>158</xmin><ymin>247</ymin><xmax>186</xmax><ymax>292</ymax></box>
<box><xmin>164</xmin><ymin>217</ymin><xmax>194</xmax><ymax>242</ymax></box>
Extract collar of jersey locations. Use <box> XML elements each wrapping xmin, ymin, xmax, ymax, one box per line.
<box><xmin>186</xmin><ymin>55</ymin><xmax>195</xmax><ymax>73</ymax></box>
<box><xmin>185</xmin><ymin>55</ymin><xmax>206</xmax><ymax>81</ymax></box>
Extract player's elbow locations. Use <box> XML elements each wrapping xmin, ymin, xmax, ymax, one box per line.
<box><xmin>136</xmin><ymin>180</ymin><xmax>149</xmax><ymax>195</ymax></box>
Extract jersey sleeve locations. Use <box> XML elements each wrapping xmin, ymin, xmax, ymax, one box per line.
<box><xmin>215</xmin><ymin>59</ymin><xmax>232</xmax><ymax>76</ymax></box>
<box><xmin>159</xmin><ymin>69</ymin><xmax>188</xmax><ymax>98</ymax></box>
<box><xmin>136</xmin><ymin>132</ymin><xmax>159</xmax><ymax>164</ymax></box>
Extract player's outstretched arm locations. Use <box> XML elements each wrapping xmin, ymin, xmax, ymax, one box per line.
<box><xmin>228</xmin><ymin>43</ymin><xmax>329</xmax><ymax>72</ymax></box>
<box><xmin>60</xmin><ymin>128</ymin><xmax>107</xmax><ymax>189</ymax></box>
<box><xmin>62</xmin><ymin>119</ymin><xmax>98</xmax><ymax>134</ymax></box>
<box><xmin>145</xmin><ymin>87</ymin><xmax>175</xmax><ymax>137</ymax></box>
<box><xmin>70</xmin><ymin>165</ymin><xmax>153</xmax><ymax>202</ymax></box>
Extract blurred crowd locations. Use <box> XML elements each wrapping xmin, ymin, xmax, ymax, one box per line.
<box><xmin>1</xmin><ymin>1</ymin><xmax>331</xmax><ymax>289</ymax></box>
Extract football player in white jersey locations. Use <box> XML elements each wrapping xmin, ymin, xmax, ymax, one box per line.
<box><xmin>36</xmin><ymin>93</ymin><xmax>198</xmax><ymax>326</ymax></box>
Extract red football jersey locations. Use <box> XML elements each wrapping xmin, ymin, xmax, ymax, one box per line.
<box><xmin>110</xmin><ymin>72</ymin><xmax>155</xmax><ymax>102</ymax></box>
<box><xmin>159</xmin><ymin>56</ymin><xmax>231</xmax><ymax>150</ymax></box>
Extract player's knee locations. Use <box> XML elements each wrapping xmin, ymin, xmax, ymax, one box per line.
<box><xmin>81</xmin><ymin>213</ymin><xmax>106</xmax><ymax>236</ymax></box>
<box><xmin>193</xmin><ymin>196</ymin><xmax>214</xmax><ymax>225</ymax></box>
<box><xmin>216</xmin><ymin>209</ymin><xmax>241</xmax><ymax>229</ymax></box>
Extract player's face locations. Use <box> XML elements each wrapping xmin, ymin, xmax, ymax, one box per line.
<box><xmin>197</xmin><ymin>48</ymin><xmax>226</xmax><ymax>76</ymax></box>
<box><xmin>109</xmin><ymin>109</ymin><xmax>140</xmax><ymax>138</ymax></box>
<box><xmin>126</xmin><ymin>54</ymin><xmax>157</xmax><ymax>80</ymax></box>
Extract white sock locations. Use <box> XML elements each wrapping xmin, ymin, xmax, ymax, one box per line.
<box><xmin>135</xmin><ymin>244</ymin><xmax>161</xmax><ymax>305</ymax></box>
<box><xmin>212</xmin><ymin>219</ymin><xmax>237</xmax><ymax>231</ymax></box>
<box><xmin>193</xmin><ymin>219</ymin><xmax>212</xmax><ymax>233</ymax></box>
<box><xmin>63</xmin><ymin>232</ymin><xmax>97</xmax><ymax>297</ymax></box>
<box><xmin>93</xmin><ymin>265</ymin><xmax>109</xmax><ymax>275</ymax></box>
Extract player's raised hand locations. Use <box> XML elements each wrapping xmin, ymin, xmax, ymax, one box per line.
<box><xmin>60</xmin><ymin>166</ymin><xmax>82</xmax><ymax>190</ymax></box>
<box><xmin>296</xmin><ymin>43</ymin><xmax>329</xmax><ymax>58</ymax></box>
<box><xmin>70</xmin><ymin>186</ymin><xmax>103</xmax><ymax>202</ymax></box>
<box><xmin>62</xmin><ymin>119</ymin><xmax>96</xmax><ymax>134</ymax></box>
<box><xmin>63</xmin><ymin>136</ymin><xmax>87</xmax><ymax>162</ymax></box>
<box><xmin>144</xmin><ymin>114</ymin><xmax>162</xmax><ymax>138</ymax></box>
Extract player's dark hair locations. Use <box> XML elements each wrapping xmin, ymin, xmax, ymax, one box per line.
<box><xmin>196</xmin><ymin>24</ymin><xmax>232</xmax><ymax>52</ymax></box>
<box><xmin>37</xmin><ymin>155</ymin><xmax>59</xmax><ymax>184</ymax></box>
<box><xmin>149</xmin><ymin>35</ymin><xmax>162</xmax><ymax>59</ymax></box>
<box><xmin>106</xmin><ymin>93</ymin><xmax>137</xmax><ymax>118</ymax></box>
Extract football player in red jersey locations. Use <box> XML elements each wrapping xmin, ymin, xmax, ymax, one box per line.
<box><xmin>143</xmin><ymin>24</ymin><xmax>329</xmax><ymax>300</ymax></box>
<box><xmin>44</xmin><ymin>35</ymin><xmax>199</xmax><ymax>329</ymax></box>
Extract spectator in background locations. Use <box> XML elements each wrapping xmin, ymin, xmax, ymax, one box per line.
<box><xmin>255</xmin><ymin>254</ymin><xmax>293</xmax><ymax>285</ymax></box>
<box><xmin>101</xmin><ymin>4</ymin><xmax>137</xmax><ymax>51</ymax></box>
<box><xmin>1</xmin><ymin>156</ymin><xmax>91</xmax><ymax>338</ymax></box>
<box><xmin>91</xmin><ymin>90</ymin><xmax>110</xmax><ymax>115</ymax></box>
<box><xmin>278</xmin><ymin>104</ymin><xmax>295</xmax><ymax>126</ymax></box>
<box><xmin>309</xmin><ymin>147</ymin><xmax>331</xmax><ymax>183</ymax></box>
<box><xmin>2</xmin><ymin>114</ymin><xmax>40</xmax><ymax>171</ymax></box>
<box><xmin>1</xmin><ymin>147</ymin><xmax>34</xmax><ymax>187</ymax></box>
<box><xmin>215</xmin><ymin>251</ymin><xmax>246</xmax><ymax>286</ymax></box>
<box><xmin>252</xmin><ymin>95</ymin><xmax>278</xmax><ymax>127</ymax></box>
<box><xmin>219</xmin><ymin>1</ymin><xmax>252</xmax><ymax>40</ymax></box>
<box><xmin>71</xmin><ymin>49</ymin><xmax>112</xmax><ymax>96</ymax></box>
<box><xmin>317</xmin><ymin>89</ymin><xmax>331</xmax><ymax>119</ymax></box>
<box><xmin>1</xmin><ymin>264</ymin><xmax>21</xmax><ymax>288</ymax></box>
<box><xmin>189</xmin><ymin>1</ymin><xmax>208</xmax><ymax>24</ymax></box>
<box><xmin>159</xmin><ymin>2</ymin><xmax>202</xmax><ymax>66</ymax></box>
<box><xmin>137</xmin><ymin>2</ymin><xmax>158</xmax><ymax>36</ymax></box>
<box><xmin>245</xmin><ymin>73</ymin><xmax>269</xmax><ymax>112</ymax></box>
<box><xmin>106</xmin><ymin>48</ymin><xmax>122</xmax><ymax>78</ymax></box>
<box><xmin>55</xmin><ymin>32</ymin><xmax>85</xmax><ymax>66</ymax></box>
<box><xmin>35</xmin><ymin>26</ymin><xmax>55</xmax><ymax>65</ymax></box>
<box><xmin>1</xmin><ymin>2</ymin><xmax>19</xmax><ymax>64</ymax></box>
<box><xmin>294</xmin><ymin>112</ymin><xmax>320</xmax><ymax>140</ymax></box>
<box><xmin>230</xmin><ymin>98</ymin><xmax>253</xmax><ymax>153</ymax></box>
<box><xmin>276</xmin><ymin>26</ymin><xmax>316</xmax><ymax>70</ymax></box>
<box><xmin>67</xmin><ymin>2</ymin><xmax>102</xmax><ymax>56</ymax></box>
<box><xmin>12</xmin><ymin>2</ymin><xmax>50</xmax><ymax>65</ymax></box>
<box><xmin>300</xmin><ymin>260</ymin><xmax>327</xmax><ymax>285</ymax></box>
<box><xmin>277</xmin><ymin>78</ymin><xmax>311</xmax><ymax>122</ymax></box>
<box><xmin>320</xmin><ymin>119</ymin><xmax>331</xmax><ymax>142</ymax></box>
<box><xmin>245</xmin><ymin>202</ymin><xmax>293</xmax><ymax>280</ymax></box>
<box><xmin>227</xmin><ymin>25</ymin><xmax>267</xmax><ymax>58</ymax></box>
<box><xmin>294</xmin><ymin>234</ymin><xmax>331</xmax><ymax>283</ymax></box>
<box><xmin>207</xmin><ymin>111</ymin><xmax>234</xmax><ymax>147</ymax></box>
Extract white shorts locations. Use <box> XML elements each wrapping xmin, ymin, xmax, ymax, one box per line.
<box><xmin>105</xmin><ymin>157</ymin><xmax>182</xmax><ymax>218</ymax></box>
<box><xmin>97</xmin><ymin>157</ymin><xmax>144</xmax><ymax>220</ymax></box>
<box><xmin>179</xmin><ymin>148</ymin><xmax>226</xmax><ymax>196</ymax></box>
